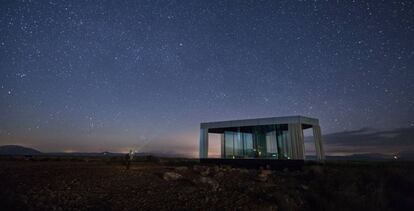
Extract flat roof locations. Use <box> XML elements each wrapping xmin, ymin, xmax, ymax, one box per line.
<box><xmin>200</xmin><ymin>116</ymin><xmax>319</xmax><ymax>129</ymax></box>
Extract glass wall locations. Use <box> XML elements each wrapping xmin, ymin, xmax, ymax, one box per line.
<box><xmin>266</xmin><ymin>131</ymin><xmax>278</xmax><ymax>158</ymax></box>
<box><xmin>222</xmin><ymin>124</ymin><xmax>291</xmax><ymax>159</ymax></box>
<box><xmin>224</xmin><ymin>131</ymin><xmax>234</xmax><ymax>158</ymax></box>
<box><xmin>243</xmin><ymin>133</ymin><xmax>254</xmax><ymax>157</ymax></box>
<box><xmin>276</xmin><ymin>129</ymin><xmax>291</xmax><ymax>159</ymax></box>
<box><xmin>234</xmin><ymin>132</ymin><xmax>243</xmax><ymax>157</ymax></box>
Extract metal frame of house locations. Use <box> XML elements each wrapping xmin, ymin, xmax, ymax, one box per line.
<box><xmin>199</xmin><ymin>116</ymin><xmax>325</xmax><ymax>161</ymax></box>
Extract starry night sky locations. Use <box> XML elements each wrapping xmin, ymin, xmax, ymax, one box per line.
<box><xmin>1</xmin><ymin>0</ymin><xmax>413</xmax><ymax>156</ymax></box>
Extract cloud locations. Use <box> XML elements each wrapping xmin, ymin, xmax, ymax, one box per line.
<box><xmin>135</xmin><ymin>131</ymin><xmax>200</xmax><ymax>157</ymax></box>
<box><xmin>306</xmin><ymin>127</ymin><xmax>414</xmax><ymax>155</ymax></box>
<box><xmin>3</xmin><ymin>126</ymin><xmax>413</xmax><ymax>158</ymax></box>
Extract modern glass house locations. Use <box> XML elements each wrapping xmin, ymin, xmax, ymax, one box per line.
<box><xmin>199</xmin><ymin>116</ymin><xmax>325</xmax><ymax>161</ymax></box>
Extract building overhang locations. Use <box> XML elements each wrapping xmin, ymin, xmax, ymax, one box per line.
<box><xmin>200</xmin><ymin>115</ymin><xmax>319</xmax><ymax>132</ymax></box>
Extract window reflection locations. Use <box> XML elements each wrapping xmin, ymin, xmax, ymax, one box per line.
<box><xmin>222</xmin><ymin>124</ymin><xmax>291</xmax><ymax>159</ymax></box>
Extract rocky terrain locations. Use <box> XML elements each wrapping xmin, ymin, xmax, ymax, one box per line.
<box><xmin>0</xmin><ymin>157</ymin><xmax>413</xmax><ymax>210</ymax></box>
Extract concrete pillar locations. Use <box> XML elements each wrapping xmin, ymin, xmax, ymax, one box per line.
<box><xmin>313</xmin><ymin>125</ymin><xmax>325</xmax><ymax>161</ymax></box>
<box><xmin>199</xmin><ymin>128</ymin><xmax>209</xmax><ymax>158</ymax></box>
<box><xmin>288</xmin><ymin>123</ymin><xmax>305</xmax><ymax>160</ymax></box>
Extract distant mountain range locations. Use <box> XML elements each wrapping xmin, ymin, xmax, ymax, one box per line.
<box><xmin>305</xmin><ymin>152</ymin><xmax>414</xmax><ymax>161</ymax></box>
<box><xmin>1</xmin><ymin>145</ymin><xmax>414</xmax><ymax>161</ymax></box>
<box><xmin>0</xmin><ymin>145</ymin><xmax>121</xmax><ymax>156</ymax></box>
<box><xmin>0</xmin><ymin>145</ymin><xmax>41</xmax><ymax>155</ymax></box>
<box><xmin>0</xmin><ymin>145</ymin><xmax>186</xmax><ymax>158</ymax></box>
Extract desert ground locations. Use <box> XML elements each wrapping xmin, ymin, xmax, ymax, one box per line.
<box><xmin>0</xmin><ymin>156</ymin><xmax>413</xmax><ymax>210</ymax></box>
